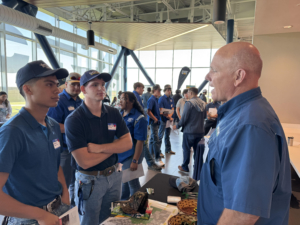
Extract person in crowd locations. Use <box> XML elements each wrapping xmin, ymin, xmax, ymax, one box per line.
<box><xmin>147</xmin><ymin>85</ymin><xmax>164</xmax><ymax>167</ymax></box>
<box><xmin>208</xmin><ymin>99</ymin><xmax>212</xmax><ymax>103</ymax></box>
<box><xmin>133</xmin><ymin>83</ymin><xmax>162</xmax><ymax>171</ymax></box>
<box><xmin>65</xmin><ymin>70</ymin><xmax>132</xmax><ymax>225</ymax></box>
<box><xmin>142</xmin><ymin>87</ymin><xmax>152</xmax><ymax>115</ymax></box>
<box><xmin>0</xmin><ymin>61</ymin><xmax>70</xmax><ymax>225</ymax></box>
<box><xmin>204</xmin><ymin>99</ymin><xmax>220</xmax><ymax>135</ymax></box>
<box><xmin>47</xmin><ymin>72</ymin><xmax>82</xmax><ymax>207</ymax></box>
<box><xmin>111</xmin><ymin>96</ymin><xmax>117</xmax><ymax>107</ymax></box>
<box><xmin>103</xmin><ymin>93</ymin><xmax>110</xmax><ymax>105</ymax></box>
<box><xmin>113</xmin><ymin>91</ymin><xmax>123</xmax><ymax>110</ymax></box>
<box><xmin>173</xmin><ymin>87</ymin><xmax>205</xmax><ymax>173</ymax></box>
<box><xmin>198</xmin><ymin>42</ymin><xmax>291</xmax><ymax>225</ymax></box>
<box><xmin>158</xmin><ymin>84</ymin><xmax>175</xmax><ymax>157</ymax></box>
<box><xmin>176</xmin><ymin>89</ymin><xmax>189</xmax><ymax>120</ymax></box>
<box><xmin>133</xmin><ymin>82</ymin><xmax>144</xmax><ymax>106</ymax></box>
<box><xmin>0</xmin><ymin>91</ymin><xmax>12</xmax><ymax>122</ymax></box>
<box><xmin>119</xmin><ymin>92</ymin><xmax>147</xmax><ymax>200</ymax></box>
<box><xmin>172</xmin><ymin>89</ymin><xmax>182</xmax><ymax>123</ymax></box>
<box><xmin>199</xmin><ymin>89</ymin><xmax>207</xmax><ymax>103</ymax></box>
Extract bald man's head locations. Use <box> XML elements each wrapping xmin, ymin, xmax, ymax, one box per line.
<box><xmin>205</xmin><ymin>42</ymin><xmax>263</xmax><ymax>102</ymax></box>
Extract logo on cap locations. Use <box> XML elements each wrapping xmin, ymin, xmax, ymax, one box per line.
<box><xmin>40</xmin><ymin>63</ymin><xmax>51</xmax><ymax>69</ymax></box>
<box><xmin>89</xmin><ymin>71</ymin><xmax>99</xmax><ymax>76</ymax></box>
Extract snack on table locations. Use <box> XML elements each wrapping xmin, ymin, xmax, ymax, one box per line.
<box><xmin>177</xmin><ymin>199</ymin><xmax>197</xmax><ymax>217</ymax></box>
<box><xmin>168</xmin><ymin>214</ymin><xmax>196</xmax><ymax>225</ymax></box>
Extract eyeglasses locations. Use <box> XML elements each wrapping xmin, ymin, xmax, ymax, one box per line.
<box><xmin>70</xmin><ymin>76</ymin><xmax>81</xmax><ymax>81</ymax></box>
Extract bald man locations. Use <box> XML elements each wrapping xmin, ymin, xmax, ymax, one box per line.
<box><xmin>197</xmin><ymin>42</ymin><xmax>291</xmax><ymax>225</ymax></box>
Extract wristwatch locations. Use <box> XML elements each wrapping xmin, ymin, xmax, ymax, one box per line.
<box><xmin>132</xmin><ymin>159</ymin><xmax>138</xmax><ymax>164</ymax></box>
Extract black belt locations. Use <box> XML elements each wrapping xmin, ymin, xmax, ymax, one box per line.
<box><xmin>79</xmin><ymin>164</ymin><xmax>118</xmax><ymax>177</ymax></box>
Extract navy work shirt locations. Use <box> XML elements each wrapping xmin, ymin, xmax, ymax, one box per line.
<box><xmin>65</xmin><ymin>102</ymin><xmax>129</xmax><ymax>171</ymax></box>
<box><xmin>0</xmin><ymin>108</ymin><xmax>63</xmax><ymax>207</ymax></box>
<box><xmin>118</xmin><ymin>108</ymin><xmax>147</xmax><ymax>163</ymax></box>
<box><xmin>47</xmin><ymin>89</ymin><xmax>82</xmax><ymax>149</ymax></box>
<box><xmin>147</xmin><ymin>95</ymin><xmax>160</xmax><ymax>125</ymax></box>
<box><xmin>158</xmin><ymin>94</ymin><xmax>174</xmax><ymax>122</ymax></box>
<box><xmin>198</xmin><ymin>87</ymin><xmax>291</xmax><ymax>225</ymax></box>
<box><xmin>133</xmin><ymin>90</ymin><xmax>144</xmax><ymax>108</ymax></box>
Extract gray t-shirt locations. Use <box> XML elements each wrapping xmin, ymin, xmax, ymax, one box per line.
<box><xmin>176</xmin><ymin>98</ymin><xmax>187</xmax><ymax>116</ymax></box>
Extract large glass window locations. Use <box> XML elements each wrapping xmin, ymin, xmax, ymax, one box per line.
<box><xmin>192</xmin><ymin>49</ymin><xmax>211</xmax><ymax>67</ymax></box>
<box><xmin>5</xmin><ymin>25</ymin><xmax>32</xmax><ymax>39</ymax></box>
<box><xmin>156</xmin><ymin>50</ymin><xmax>173</xmax><ymax>68</ymax></box>
<box><xmin>173</xmin><ymin>50</ymin><xmax>191</xmax><ymax>68</ymax></box>
<box><xmin>156</xmin><ymin>69</ymin><xmax>172</xmax><ymax>89</ymax></box>
<box><xmin>36</xmin><ymin>11</ymin><xmax>56</xmax><ymax>46</ymax></box>
<box><xmin>59</xmin><ymin>21</ymin><xmax>74</xmax><ymax>51</ymax></box>
<box><xmin>127</xmin><ymin>69</ymin><xmax>139</xmax><ymax>91</ymax></box>
<box><xmin>77</xmin><ymin>56</ymin><xmax>88</xmax><ymax>74</ymax></box>
<box><xmin>139</xmin><ymin>69</ymin><xmax>155</xmax><ymax>86</ymax></box>
<box><xmin>6</xmin><ymin>35</ymin><xmax>32</xmax><ymax>115</ymax></box>
<box><xmin>77</xmin><ymin>29</ymin><xmax>88</xmax><ymax>56</ymax></box>
<box><xmin>139</xmin><ymin>51</ymin><xmax>155</xmax><ymax>68</ymax></box>
<box><xmin>60</xmin><ymin>50</ymin><xmax>75</xmax><ymax>73</ymax></box>
<box><xmin>191</xmin><ymin>68</ymin><xmax>209</xmax><ymax>87</ymax></box>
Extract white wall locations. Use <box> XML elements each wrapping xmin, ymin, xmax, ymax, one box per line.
<box><xmin>254</xmin><ymin>32</ymin><xmax>300</xmax><ymax>124</ymax></box>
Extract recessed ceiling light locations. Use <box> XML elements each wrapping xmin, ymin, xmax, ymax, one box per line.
<box><xmin>284</xmin><ymin>26</ymin><xmax>292</xmax><ymax>29</ymax></box>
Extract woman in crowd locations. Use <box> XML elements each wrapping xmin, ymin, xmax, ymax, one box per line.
<box><xmin>0</xmin><ymin>91</ymin><xmax>12</xmax><ymax>122</ymax></box>
<box><xmin>119</xmin><ymin>92</ymin><xmax>147</xmax><ymax>200</ymax></box>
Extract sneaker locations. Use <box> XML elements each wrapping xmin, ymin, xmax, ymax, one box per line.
<box><xmin>166</xmin><ymin>150</ymin><xmax>176</xmax><ymax>155</ymax></box>
<box><xmin>148</xmin><ymin>164</ymin><xmax>162</xmax><ymax>171</ymax></box>
<box><xmin>160</xmin><ymin>153</ymin><xmax>165</xmax><ymax>158</ymax></box>
<box><xmin>156</xmin><ymin>159</ymin><xmax>165</xmax><ymax>167</ymax></box>
<box><xmin>178</xmin><ymin>165</ymin><xmax>189</xmax><ymax>173</ymax></box>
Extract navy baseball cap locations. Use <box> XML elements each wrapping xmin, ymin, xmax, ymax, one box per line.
<box><xmin>80</xmin><ymin>70</ymin><xmax>111</xmax><ymax>86</ymax></box>
<box><xmin>16</xmin><ymin>60</ymin><xmax>69</xmax><ymax>90</ymax></box>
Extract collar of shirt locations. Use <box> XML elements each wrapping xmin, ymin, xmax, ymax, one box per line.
<box><xmin>19</xmin><ymin>107</ymin><xmax>54</xmax><ymax>129</ymax></box>
<box><xmin>81</xmin><ymin>101</ymin><xmax>108</xmax><ymax>119</ymax></box>
<box><xmin>163</xmin><ymin>94</ymin><xmax>170</xmax><ymax>100</ymax></box>
<box><xmin>121</xmin><ymin>108</ymin><xmax>136</xmax><ymax>118</ymax></box>
<box><xmin>62</xmin><ymin>89</ymin><xmax>82</xmax><ymax>103</ymax></box>
<box><xmin>218</xmin><ymin>87</ymin><xmax>261</xmax><ymax>121</ymax></box>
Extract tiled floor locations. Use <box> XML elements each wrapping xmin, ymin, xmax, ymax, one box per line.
<box><xmin>1</xmin><ymin>130</ymin><xmax>300</xmax><ymax>224</ymax></box>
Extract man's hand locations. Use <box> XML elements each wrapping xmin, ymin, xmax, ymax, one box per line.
<box><xmin>37</xmin><ymin>212</ymin><xmax>60</xmax><ymax>225</ymax></box>
<box><xmin>61</xmin><ymin>192</ymin><xmax>70</xmax><ymax>205</ymax></box>
<box><xmin>130</xmin><ymin>162</ymin><xmax>138</xmax><ymax>171</ymax></box>
<box><xmin>88</xmin><ymin>143</ymin><xmax>102</xmax><ymax>153</ymax></box>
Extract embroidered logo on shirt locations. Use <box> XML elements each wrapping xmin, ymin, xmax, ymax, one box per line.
<box><xmin>68</xmin><ymin>106</ymin><xmax>75</xmax><ymax>111</ymax></box>
<box><xmin>127</xmin><ymin>118</ymin><xmax>134</xmax><ymax>122</ymax></box>
<box><xmin>108</xmin><ymin>123</ymin><xmax>117</xmax><ymax>130</ymax></box>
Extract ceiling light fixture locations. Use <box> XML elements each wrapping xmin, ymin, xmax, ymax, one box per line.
<box><xmin>87</xmin><ymin>21</ymin><xmax>95</xmax><ymax>46</ymax></box>
<box><xmin>135</xmin><ymin>25</ymin><xmax>209</xmax><ymax>51</ymax></box>
<box><xmin>283</xmin><ymin>25</ymin><xmax>292</xmax><ymax>29</ymax></box>
<box><xmin>213</xmin><ymin>0</ymin><xmax>226</xmax><ymax>24</ymax></box>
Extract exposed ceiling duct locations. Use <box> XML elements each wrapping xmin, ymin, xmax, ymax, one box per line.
<box><xmin>0</xmin><ymin>4</ymin><xmax>117</xmax><ymax>54</ymax></box>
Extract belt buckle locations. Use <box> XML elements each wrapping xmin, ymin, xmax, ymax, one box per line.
<box><xmin>104</xmin><ymin>167</ymin><xmax>114</xmax><ymax>176</ymax></box>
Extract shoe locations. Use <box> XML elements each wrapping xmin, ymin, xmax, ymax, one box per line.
<box><xmin>166</xmin><ymin>150</ymin><xmax>175</xmax><ymax>155</ymax></box>
<box><xmin>148</xmin><ymin>164</ymin><xmax>162</xmax><ymax>171</ymax></box>
<box><xmin>156</xmin><ymin>159</ymin><xmax>165</xmax><ymax>167</ymax></box>
<box><xmin>160</xmin><ymin>153</ymin><xmax>165</xmax><ymax>158</ymax></box>
<box><xmin>178</xmin><ymin>165</ymin><xmax>189</xmax><ymax>173</ymax></box>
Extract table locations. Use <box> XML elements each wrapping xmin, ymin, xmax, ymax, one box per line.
<box><xmin>193</xmin><ymin>139</ymin><xmax>205</xmax><ymax>181</ymax></box>
<box><xmin>138</xmin><ymin>173</ymin><xmax>198</xmax><ymax>204</ymax></box>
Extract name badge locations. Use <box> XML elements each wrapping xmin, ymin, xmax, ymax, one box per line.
<box><xmin>53</xmin><ymin>139</ymin><xmax>61</xmax><ymax>149</ymax></box>
<box><xmin>108</xmin><ymin>123</ymin><xmax>117</xmax><ymax>130</ymax></box>
<box><xmin>68</xmin><ymin>106</ymin><xmax>75</xmax><ymax>111</ymax></box>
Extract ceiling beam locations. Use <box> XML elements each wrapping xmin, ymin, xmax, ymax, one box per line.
<box><xmin>104</xmin><ymin>3</ymin><xmax>129</xmax><ymax>17</ymax></box>
<box><xmin>161</xmin><ymin>0</ymin><xmax>179</xmax><ymax>15</ymax></box>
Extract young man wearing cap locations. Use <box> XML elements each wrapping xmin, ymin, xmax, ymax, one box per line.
<box><xmin>47</xmin><ymin>72</ymin><xmax>83</xmax><ymax>207</ymax></box>
<box><xmin>200</xmin><ymin>89</ymin><xmax>207</xmax><ymax>103</ymax></box>
<box><xmin>0</xmin><ymin>61</ymin><xmax>70</xmax><ymax>225</ymax></box>
<box><xmin>64</xmin><ymin>70</ymin><xmax>132</xmax><ymax>224</ymax></box>
<box><xmin>147</xmin><ymin>84</ymin><xmax>164</xmax><ymax>166</ymax></box>
<box><xmin>158</xmin><ymin>84</ymin><xmax>175</xmax><ymax>158</ymax></box>
<box><xmin>133</xmin><ymin>82</ymin><xmax>144</xmax><ymax>107</ymax></box>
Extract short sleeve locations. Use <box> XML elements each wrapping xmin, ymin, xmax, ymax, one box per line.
<box><xmin>47</xmin><ymin>102</ymin><xmax>65</xmax><ymax>124</ymax></box>
<box><xmin>65</xmin><ymin>116</ymin><xmax>87</xmax><ymax>152</ymax></box>
<box><xmin>0</xmin><ymin>126</ymin><xmax>23</xmax><ymax>173</ymax></box>
<box><xmin>158</xmin><ymin>98</ymin><xmax>164</xmax><ymax>108</ymax></box>
<box><xmin>147</xmin><ymin>98</ymin><xmax>154</xmax><ymax>110</ymax></box>
<box><xmin>114</xmin><ymin>109</ymin><xmax>129</xmax><ymax>138</ymax></box>
<box><xmin>222</xmin><ymin>125</ymin><xmax>280</xmax><ymax>218</ymax></box>
<box><xmin>134</xmin><ymin>117</ymin><xmax>147</xmax><ymax>141</ymax></box>
<box><xmin>176</xmin><ymin>99</ymin><xmax>181</xmax><ymax>108</ymax></box>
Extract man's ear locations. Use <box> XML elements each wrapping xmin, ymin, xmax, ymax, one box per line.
<box><xmin>80</xmin><ymin>85</ymin><xmax>86</xmax><ymax>94</ymax></box>
<box><xmin>23</xmin><ymin>84</ymin><xmax>33</xmax><ymax>97</ymax></box>
<box><xmin>234</xmin><ymin>69</ymin><xmax>246</xmax><ymax>87</ymax></box>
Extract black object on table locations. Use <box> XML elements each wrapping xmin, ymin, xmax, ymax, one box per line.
<box><xmin>193</xmin><ymin>139</ymin><xmax>205</xmax><ymax>181</ymax></box>
<box><xmin>138</xmin><ymin>173</ymin><xmax>198</xmax><ymax>204</ymax></box>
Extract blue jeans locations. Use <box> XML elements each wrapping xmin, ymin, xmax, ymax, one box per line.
<box><xmin>7</xmin><ymin>202</ymin><xmax>70</xmax><ymax>225</ymax></box>
<box><xmin>182</xmin><ymin>133</ymin><xmax>203</xmax><ymax>172</ymax></box>
<box><xmin>149</xmin><ymin>123</ymin><xmax>160</xmax><ymax>160</ymax></box>
<box><xmin>75</xmin><ymin>170</ymin><xmax>122</xmax><ymax>225</ymax></box>
<box><xmin>60</xmin><ymin>149</ymin><xmax>75</xmax><ymax>206</ymax></box>
<box><xmin>158</xmin><ymin>121</ymin><xmax>172</xmax><ymax>153</ymax></box>
<box><xmin>120</xmin><ymin>155</ymin><xmax>143</xmax><ymax>200</ymax></box>
<box><xmin>143</xmin><ymin>125</ymin><xmax>156</xmax><ymax>166</ymax></box>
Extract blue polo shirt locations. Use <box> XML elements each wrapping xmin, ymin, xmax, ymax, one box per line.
<box><xmin>198</xmin><ymin>87</ymin><xmax>291</xmax><ymax>225</ymax></box>
<box><xmin>147</xmin><ymin>95</ymin><xmax>160</xmax><ymax>125</ymax></box>
<box><xmin>0</xmin><ymin>108</ymin><xmax>63</xmax><ymax>207</ymax></box>
<box><xmin>133</xmin><ymin>90</ymin><xmax>144</xmax><ymax>108</ymax></box>
<box><xmin>118</xmin><ymin>108</ymin><xmax>147</xmax><ymax>163</ymax></box>
<box><xmin>158</xmin><ymin>94</ymin><xmax>174</xmax><ymax>122</ymax></box>
<box><xmin>47</xmin><ymin>89</ymin><xmax>82</xmax><ymax>150</ymax></box>
<box><xmin>65</xmin><ymin>102</ymin><xmax>129</xmax><ymax>171</ymax></box>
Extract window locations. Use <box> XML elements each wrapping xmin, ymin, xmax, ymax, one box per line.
<box><xmin>139</xmin><ymin>69</ymin><xmax>155</xmax><ymax>86</ymax></box>
<box><xmin>37</xmin><ymin>44</ymin><xmax>51</xmax><ymax>67</ymax></box>
<box><xmin>172</xmin><ymin>68</ymin><xmax>191</xmax><ymax>90</ymax></box>
<box><xmin>139</xmin><ymin>51</ymin><xmax>155</xmax><ymax>68</ymax></box>
<box><xmin>91</xmin><ymin>60</ymin><xmax>99</xmax><ymax>71</ymax></box>
<box><xmin>156</xmin><ymin>69</ymin><xmax>172</xmax><ymax>90</ymax></box>
<box><xmin>6</xmin><ymin>35</ymin><xmax>32</xmax><ymax>115</ymax></box>
<box><xmin>77</xmin><ymin>56</ymin><xmax>88</xmax><ymax>74</ymax></box>
<box><xmin>59</xmin><ymin>21</ymin><xmax>74</xmax><ymax>51</ymax></box>
<box><xmin>60</xmin><ymin>50</ymin><xmax>75</xmax><ymax>73</ymax></box>
<box><xmin>36</xmin><ymin>11</ymin><xmax>56</xmax><ymax>46</ymax></box>
<box><xmin>192</xmin><ymin>49</ymin><xmax>211</xmax><ymax>67</ymax></box>
<box><xmin>156</xmin><ymin>50</ymin><xmax>173</xmax><ymax>68</ymax></box>
<box><xmin>173</xmin><ymin>49</ymin><xmax>191</xmax><ymax>68</ymax></box>
<box><xmin>5</xmin><ymin>24</ymin><xmax>32</xmax><ymax>39</ymax></box>
<box><xmin>127</xmin><ymin>69</ymin><xmax>138</xmax><ymax>91</ymax></box>
<box><xmin>191</xmin><ymin>68</ymin><xmax>209</xmax><ymax>87</ymax></box>
<box><xmin>76</xmin><ymin>29</ymin><xmax>88</xmax><ymax>56</ymax></box>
